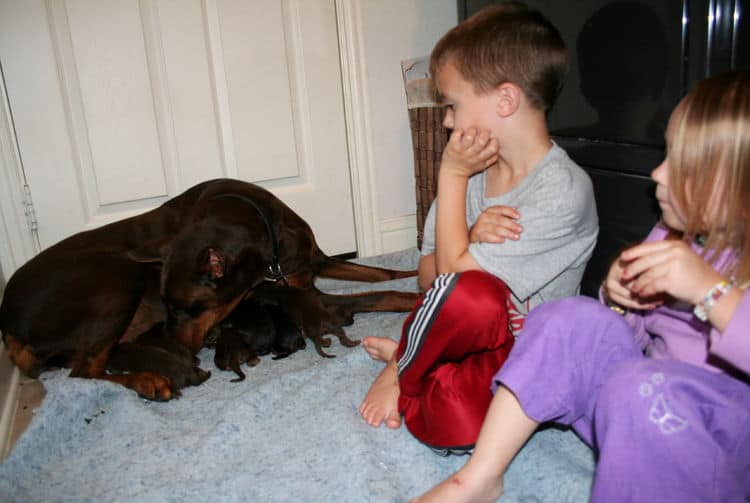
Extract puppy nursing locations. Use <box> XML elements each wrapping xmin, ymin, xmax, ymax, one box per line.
<box><xmin>212</xmin><ymin>298</ymin><xmax>306</xmax><ymax>381</ymax></box>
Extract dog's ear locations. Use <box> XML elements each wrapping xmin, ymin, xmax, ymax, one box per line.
<box><xmin>199</xmin><ymin>247</ymin><xmax>225</xmax><ymax>280</ymax></box>
<box><xmin>127</xmin><ymin>239</ymin><xmax>170</xmax><ymax>263</ymax></box>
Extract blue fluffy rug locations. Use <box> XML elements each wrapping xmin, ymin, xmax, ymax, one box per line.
<box><xmin>0</xmin><ymin>248</ymin><xmax>594</xmax><ymax>502</ymax></box>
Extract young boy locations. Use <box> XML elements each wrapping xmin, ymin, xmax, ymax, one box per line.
<box><xmin>359</xmin><ymin>1</ymin><xmax>599</xmax><ymax>452</ymax></box>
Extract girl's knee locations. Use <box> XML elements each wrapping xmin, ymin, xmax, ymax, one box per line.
<box><xmin>595</xmin><ymin>360</ymin><xmax>694</xmax><ymax>437</ymax></box>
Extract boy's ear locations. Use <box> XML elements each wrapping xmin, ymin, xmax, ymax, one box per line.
<box><xmin>495</xmin><ymin>82</ymin><xmax>521</xmax><ymax>118</ymax></box>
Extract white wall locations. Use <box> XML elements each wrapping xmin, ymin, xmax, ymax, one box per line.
<box><xmin>358</xmin><ymin>0</ymin><xmax>457</xmax><ymax>252</ymax></box>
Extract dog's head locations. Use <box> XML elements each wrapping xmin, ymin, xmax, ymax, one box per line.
<box><xmin>129</xmin><ymin>219</ymin><xmax>272</xmax><ymax>352</ymax></box>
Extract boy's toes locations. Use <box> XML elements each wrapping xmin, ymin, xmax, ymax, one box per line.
<box><xmin>385</xmin><ymin>410</ymin><xmax>402</xmax><ymax>429</ymax></box>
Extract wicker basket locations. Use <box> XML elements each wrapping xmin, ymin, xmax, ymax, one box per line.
<box><xmin>402</xmin><ymin>57</ymin><xmax>448</xmax><ymax>249</ymax></box>
<box><xmin>408</xmin><ymin>106</ymin><xmax>448</xmax><ymax>248</ymax></box>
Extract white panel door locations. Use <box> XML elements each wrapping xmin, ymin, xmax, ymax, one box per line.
<box><xmin>0</xmin><ymin>0</ymin><xmax>356</xmax><ymax>255</ymax></box>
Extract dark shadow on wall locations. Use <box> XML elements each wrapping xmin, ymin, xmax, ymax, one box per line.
<box><xmin>556</xmin><ymin>1</ymin><xmax>672</xmax><ymax>145</ymax></box>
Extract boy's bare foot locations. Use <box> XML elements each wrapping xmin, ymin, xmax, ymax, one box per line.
<box><xmin>409</xmin><ymin>465</ymin><xmax>503</xmax><ymax>503</ymax></box>
<box><xmin>359</xmin><ymin>360</ymin><xmax>401</xmax><ymax>428</ymax></box>
<box><xmin>362</xmin><ymin>336</ymin><xmax>398</xmax><ymax>362</ymax></box>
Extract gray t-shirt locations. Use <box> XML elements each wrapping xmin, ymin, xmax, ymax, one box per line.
<box><xmin>421</xmin><ymin>143</ymin><xmax>598</xmax><ymax>314</ymax></box>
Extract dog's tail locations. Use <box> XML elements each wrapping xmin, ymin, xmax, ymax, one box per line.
<box><xmin>316</xmin><ymin>256</ymin><xmax>416</xmax><ymax>282</ymax></box>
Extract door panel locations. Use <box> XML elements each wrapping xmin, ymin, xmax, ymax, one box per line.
<box><xmin>0</xmin><ymin>0</ymin><xmax>356</xmax><ymax>255</ymax></box>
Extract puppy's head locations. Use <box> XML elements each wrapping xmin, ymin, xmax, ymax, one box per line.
<box><xmin>265</xmin><ymin>305</ymin><xmax>306</xmax><ymax>359</ymax></box>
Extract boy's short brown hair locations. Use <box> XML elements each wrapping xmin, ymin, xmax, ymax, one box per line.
<box><xmin>429</xmin><ymin>1</ymin><xmax>567</xmax><ymax>112</ymax></box>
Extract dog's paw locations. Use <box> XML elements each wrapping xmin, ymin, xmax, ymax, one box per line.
<box><xmin>130</xmin><ymin>372</ymin><xmax>178</xmax><ymax>401</ymax></box>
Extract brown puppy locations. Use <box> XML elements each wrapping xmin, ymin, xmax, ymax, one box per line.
<box><xmin>213</xmin><ymin>300</ymin><xmax>307</xmax><ymax>382</ymax></box>
<box><xmin>250</xmin><ymin>283</ymin><xmax>356</xmax><ymax>358</ymax></box>
<box><xmin>265</xmin><ymin>304</ymin><xmax>306</xmax><ymax>360</ymax></box>
<box><xmin>213</xmin><ymin>328</ymin><xmax>261</xmax><ymax>383</ymax></box>
<box><xmin>107</xmin><ymin>324</ymin><xmax>211</xmax><ymax>396</ymax></box>
<box><xmin>0</xmin><ymin>179</ymin><xmax>418</xmax><ymax>400</ymax></box>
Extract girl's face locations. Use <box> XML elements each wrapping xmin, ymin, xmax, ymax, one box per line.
<box><xmin>436</xmin><ymin>59</ymin><xmax>499</xmax><ymax>134</ymax></box>
<box><xmin>651</xmin><ymin>157</ymin><xmax>688</xmax><ymax>231</ymax></box>
<box><xmin>654</xmin><ymin>104</ymin><xmax>726</xmax><ymax>233</ymax></box>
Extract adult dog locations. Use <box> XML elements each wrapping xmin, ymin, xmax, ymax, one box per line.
<box><xmin>0</xmin><ymin>179</ymin><xmax>418</xmax><ymax>400</ymax></box>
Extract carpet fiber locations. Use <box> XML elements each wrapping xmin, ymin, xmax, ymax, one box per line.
<box><xmin>0</xmin><ymin>248</ymin><xmax>594</xmax><ymax>502</ymax></box>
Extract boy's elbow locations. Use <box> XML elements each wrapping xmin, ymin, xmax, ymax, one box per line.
<box><xmin>418</xmin><ymin>274</ymin><xmax>433</xmax><ymax>292</ymax></box>
<box><xmin>418</xmin><ymin>254</ymin><xmax>437</xmax><ymax>291</ymax></box>
<box><xmin>436</xmin><ymin>250</ymin><xmax>479</xmax><ymax>276</ymax></box>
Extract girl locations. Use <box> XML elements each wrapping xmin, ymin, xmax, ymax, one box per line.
<box><xmin>412</xmin><ymin>69</ymin><xmax>750</xmax><ymax>502</ymax></box>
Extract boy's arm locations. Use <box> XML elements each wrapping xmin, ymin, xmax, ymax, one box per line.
<box><xmin>435</xmin><ymin>170</ymin><xmax>481</xmax><ymax>275</ymax></box>
<box><xmin>435</xmin><ymin>128</ymin><xmax>498</xmax><ymax>275</ymax></box>
<box><xmin>417</xmin><ymin>253</ymin><xmax>436</xmax><ymax>291</ymax></box>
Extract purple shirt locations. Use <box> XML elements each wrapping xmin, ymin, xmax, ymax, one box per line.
<box><xmin>611</xmin><ymin>224</ymin><xmax>750</xmax><ymax>376</ymax></box>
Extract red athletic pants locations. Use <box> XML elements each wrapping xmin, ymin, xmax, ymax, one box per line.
<box><xmin>396</xmin><ymin>270</ymin><xmax>515</xmax><ymax>453</ymax></box>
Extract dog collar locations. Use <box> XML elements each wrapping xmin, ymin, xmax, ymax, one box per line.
<box><xmin>211</xmin><ymin>193</ymin><xmax>288</xmax><ymax>285</ymax></box>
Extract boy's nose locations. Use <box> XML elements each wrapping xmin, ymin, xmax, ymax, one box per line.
<box><xmin>442</xmin><ymin>107</ymin><xmax>454</xmax><ymax>129</ymax></box>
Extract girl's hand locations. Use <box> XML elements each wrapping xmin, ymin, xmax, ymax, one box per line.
<box><xmin>469</xmin><ymin>205</ymin><xmax>522</xmax><ymax>243</ymax></box>
<box><xmin>602</xmin><ymin>254</ymin><xmax>662</xmax><ymax>310</ymax></box>
<box><xmin>618</xmin><ymin>240</ymin><xmax>722</xmax><ymax>306</ymax></box>
<box><xmin>441</xmin><ymin>127</ymin><xmax>499</xmax><ymax>178</ymax></box>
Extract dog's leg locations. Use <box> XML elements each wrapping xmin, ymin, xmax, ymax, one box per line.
<box><xmin>70</xmin><ymin>339</ymin><xmax>179</xmax><ymax>401</ymax></box>
<box><xmin>318</xmin><ymin>290</ymin><xmax>419</xmax><ymax>312</ymax></box>
<box><xmin>316</xmin><ymin>257</ymin><xmax>417</xmax><ymax>282</ymax></box>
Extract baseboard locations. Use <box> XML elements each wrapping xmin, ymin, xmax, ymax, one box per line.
<box><xmin>379</xmin><ymin>214</ymin><xmax>417</xmax><ymax>254</ymax></box>
<box><xmin>0</xmin><ymin>344</ymin><xmax>20</xmax><ymax>460</ymax></box>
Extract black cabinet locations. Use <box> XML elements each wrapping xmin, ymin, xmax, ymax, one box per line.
<box><xmin>459</xmin><ymin>0</ymin><xmax>749</xmax><ymax>296</ymax></box>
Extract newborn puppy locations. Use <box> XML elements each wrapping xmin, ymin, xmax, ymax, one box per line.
<box><xmin>213</xmin><ymin>327</ymin><xmax>259</xmax><ymax>382</ymax></box>
<box><xmin>108</xmin><ymin>323</ymin><xmax>211</xmax><ymax>393</ymax></box>
<box><xmin>213</xmin><ymin>299</ymin><xmax>275</xmax><ymax>381</ymax></box>
<box><xmin>265</xmin><ymin>304</ymin><xmax>306</xmax><ymax>360</ymax></box>
<box><xmin>227</xmin><ymin>298</ymin><xmax>277</xmax><ymax>355</ymax></box>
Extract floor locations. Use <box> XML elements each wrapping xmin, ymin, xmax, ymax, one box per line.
<box><xmin>4</xmin><ymin>376</ymin><xmax>45</xmax><ymax>459</ymax></box>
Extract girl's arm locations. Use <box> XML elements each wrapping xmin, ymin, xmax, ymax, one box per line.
<box><xmin>620</xmin><ymin>236</ymin><xmax>749</xmax><ymax>373</ymax></box>
<box><xmin>706</xmin><ymin>286</ymin><xmax>749</xmax><ymax>373</ymax></box>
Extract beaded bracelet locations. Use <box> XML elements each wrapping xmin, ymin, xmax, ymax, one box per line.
<box><xmin>693</xmin><ymin>277</ymin><xmax>736</xmax><ymax>322</ymax></box>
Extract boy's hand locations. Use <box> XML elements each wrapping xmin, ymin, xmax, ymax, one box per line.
<box><xmin>441</xmin><ymin>127</ymin><xmax>499</xmax><ymax>178</ymax></box>
<box><xmin>619</xmin><ymin>240</ymin><xmax>722</xmax><ymax>306</ymax></box>
<box><xmin>469</xmin><ymin>206</ymin><xmax>522</xmax><ymax>243</ymax></box>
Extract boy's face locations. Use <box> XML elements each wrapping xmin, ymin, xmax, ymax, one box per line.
<box><xmin>436</xmin><ymin>59</ymin><xmax>500</xmax><ymax>136</ymax></box>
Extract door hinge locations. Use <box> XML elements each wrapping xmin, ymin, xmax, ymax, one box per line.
<box><xmin>22</xmin><ymin>183</ymin><xmax>38</xmax><ymax>235</ymax></box>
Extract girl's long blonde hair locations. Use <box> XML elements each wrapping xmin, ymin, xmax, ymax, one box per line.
<box><xmin>668</xmin><ymin>70</ymin><xmax>750</xmax><ymax>286</ymax></box>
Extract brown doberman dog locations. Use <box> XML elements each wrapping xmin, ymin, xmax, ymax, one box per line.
<box><xmin>0</xmin><ymin>179</ymin><xmax>418</xmax><ymax>400</ymax></box>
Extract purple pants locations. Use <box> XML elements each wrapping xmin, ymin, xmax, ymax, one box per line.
<box><xmin>494</xmin><ymin>296</ymin><xmax>750</xmax><ymax>502</ymax></box>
